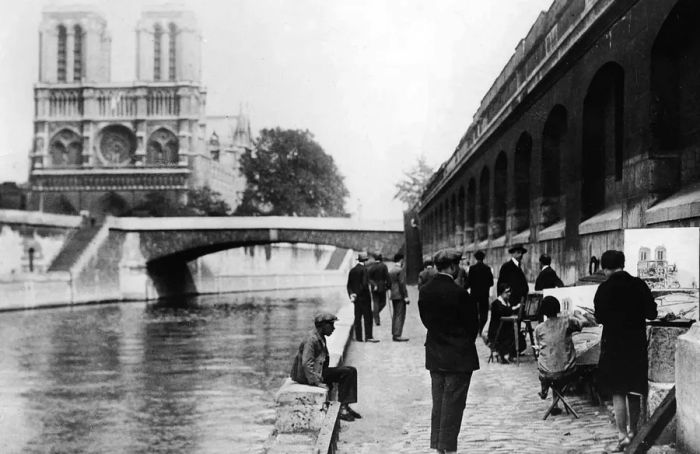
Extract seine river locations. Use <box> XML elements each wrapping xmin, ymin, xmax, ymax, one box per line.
<box><xmin>0</xmin><ymin>287</ymin><xmax>345</xmax><ymax>453</ymax></box>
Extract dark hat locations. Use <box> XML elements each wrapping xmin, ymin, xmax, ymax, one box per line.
<box><xmin>357</xmin><ymin>252</ymin><xmax>369</xmax><ymax>262</ymax></box>
<box><xmin>508</xmin><ymin>244</ymin><xmax>527</xmax><ymax>254</ymax></box>
<box><xmin>474</xmin><ymin>250</ymin><xmax>485</xmax><ymax>260</ymax></box>
<box><xmin>433</xmin><ymin>248</ymin><xmax>462</xmax><ymax>267</ymax></box>
<box><xmin>314</xmin><ymin>312</ymin><xmax>338</xmax><ymax>325</ymax></box>
<box><xmin>373</xmin><ymin>252</ymin><xmax>383</xmax><ymax>261</ymax></box>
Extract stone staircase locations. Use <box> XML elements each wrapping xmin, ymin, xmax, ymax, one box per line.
<box><xmin>47</xmin><ymin>225</ymin><xmax>103</xmax><ymax>272</ymax></box>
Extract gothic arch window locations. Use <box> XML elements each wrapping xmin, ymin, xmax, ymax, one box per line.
<box><xmin>49</xmin><ymin>129</ymin><xmax>82</xmax><ymax>166</ymax></box>
<box><xmin>147</xmin><ymin>128</ymin><xmax>179</xmax><ymax>165</ymax></box>
<box><xmin>168</xmin><ymin>23</ymin><xmax>177</xmax><ymax>81</ymax></box>
<box><xmin>154</xmin><ymin>23</ymin><xmax>163</xmax><ymax>81</ymax></box>
<box><xmin>57</xmin><ymin>25</ymin><xmax>67</xmax><ymax>82</ymax></box>
<box><xmin>73</xmin><ymin>24</ymin><xmax>83</xmax><ymax>81</ymax></box>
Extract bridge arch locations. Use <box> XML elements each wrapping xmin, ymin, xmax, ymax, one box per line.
<box><xmin>541</xmin><ymin>104</ymin><xmax>567</xmax><ymax>227</ymax></box>
<box><xmin>493</xmin><ymin>151</ymin><xmax>508</xmax><ymax>238</ymax></box>
<box><xmin>477</xmin><ymin>166</ymin><xmax>490</xmax><ymax>241</ymax></box>
<box><xmin>514</xmin><ymin>132</ymin><xmax>532</xmax><ymax>232</ymax></box>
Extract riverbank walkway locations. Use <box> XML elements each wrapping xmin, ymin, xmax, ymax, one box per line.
<box><xmin>336</xmin><ymin>286</ymin><xmax>619</xmax><ymax>454</ymax></box>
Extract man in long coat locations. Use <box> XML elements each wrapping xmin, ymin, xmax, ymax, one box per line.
<box><xmin>468</xmin><ymin>250</ymin><xmax>494</xmax><ymax>335</ymax></box>
<box><xmin>347</xmin><ymin>252</ymin><xmax>379</xmax><ymax>342</ymax></box>
<box><xmin>367</xmin><ymin>253</ymin><xmax>390</xmax><ymax>326</ymax></box>
<box><xmin>497</xmin><ymin>244</ymin><xmax>529</xmax><ymax>307</ymax></box>
<box><xmin>418</xmin><ymin>248</ymin><xmax>480</xmax><ymax>454</ymax></box>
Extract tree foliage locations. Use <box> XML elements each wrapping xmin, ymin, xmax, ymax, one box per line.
<box><xmin>393</xmin><ymin>155</ymin><xmax>434</xmax><ymax>208</ymax></box>
<box><xmin>128</xmin><ymin>187</ymin><xmax>232</xmax><ymax>217</ymax></box>
<box><xmin>236</xmin><ymin>128</ymin><xmax>349</xmax><ymax>216</ymax></box>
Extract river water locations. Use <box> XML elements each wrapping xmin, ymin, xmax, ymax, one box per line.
<box><xmin>0</xmin><ymin>287</ymin><xmax>346</xmax><ymax>453</ymax></box>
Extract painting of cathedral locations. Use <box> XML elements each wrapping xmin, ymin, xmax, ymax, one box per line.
<box><xmin>27</xmin><ymin>4</ymin><xmax>251</xmax><ymax>219</ymax></box>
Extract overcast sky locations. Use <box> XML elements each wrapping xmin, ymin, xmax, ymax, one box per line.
<box><xmin>0</xmin><ymin>0</ymin><xmax>553</xmax><ymax>220</ymax></box>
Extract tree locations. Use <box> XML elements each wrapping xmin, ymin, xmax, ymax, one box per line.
<box><xmin>393</xmin><ymin>155</ymin><xmax>434</xmax><ymax>208</ymax></box>
<box><xmin>128</xmin><ymin>186</ymin><xmax>232</xmax><ymax>217</ymax></box>
<box><xmin>236</xmin><ymin>128</ymin><xmax>349</xmax><ymax>216</ymax></box>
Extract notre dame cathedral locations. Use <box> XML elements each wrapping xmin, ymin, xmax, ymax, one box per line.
<box><xmin>27</xmin><ymin>4</ymin><xmax>251</xmax><ymax>218</ymax></box>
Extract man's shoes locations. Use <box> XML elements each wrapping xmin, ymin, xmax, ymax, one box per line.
<box><xmin>346</xmin><ymin>406</ymin><xmax>362</xmax><ymax>419</ymax></box>
<box><xmin>366</xmin><ymin>338</ymin><xmax>380</xmax><ymax>343</ymax></box>
<box><xmin>392</xmin><ymin>337</ymin><xmax>409</xmax><ymax>342</ymax></box>
<box><xmin>355</xmin><ymin>338</ymin><xmax>363</xmax><ymax>342</ymax></box>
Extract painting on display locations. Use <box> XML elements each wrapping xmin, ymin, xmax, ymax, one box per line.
<box><xmin>624</xmin><ymin>227</ymin><xmax>699</xmax><ymax>320</ymax></box>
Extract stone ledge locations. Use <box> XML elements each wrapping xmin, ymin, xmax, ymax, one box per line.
<box><xmin>578</xmin><ymin>204</ymin><xmax>622</xmax><ymax>235</ymax></box>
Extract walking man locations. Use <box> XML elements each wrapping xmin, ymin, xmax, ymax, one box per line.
<box><xmin>388</xmin><ymin>252</ymin><xmax>410</xmax><ymax>342</ymax></box>
<box><xmin>418</xmin><ymin>248</ymin><xmax>480</xmax><ymax>454</ymax></box>
<box><xmin>468</xmin><ymin>250</ymin><xmax>494</xmax><ymax>336</ymax></box>
<box><xmin>534</xmin><ymin>253</ymin><xmax>565</xmax><ymax>290</ymax></box>
<box><xmin>368</xmin><ymin>253</ymin><xmax>390</xmax><ymax>326</ymax></box>
<box><xmin>497</xmin><ymin>244</ymin><xmax>530</xmax><ymax>307</ymax></box>
<box><xmin>290</xmin><ymin>312</ymin><xmax>363</xmax><ymax>421</ymax></box>
<box><xmin>347</xmin><ymin>252</ymin><xmax>379</xmax><ymax>342</ymax></box>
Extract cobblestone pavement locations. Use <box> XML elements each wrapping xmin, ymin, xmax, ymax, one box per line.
<box><xmin>336</xmin><ymin>286</ymin><xmax>619</xmax><ymax>454</ymax></box>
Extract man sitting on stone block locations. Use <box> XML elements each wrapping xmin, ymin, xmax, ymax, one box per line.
<box><xmin>290</xmin><ymin>312</ymin><xmax>362</xmax><ymax>422</ymax></box>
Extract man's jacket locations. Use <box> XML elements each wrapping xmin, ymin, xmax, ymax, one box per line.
<box><xmin>347</xmin><ymin>263</ymin><xmax>371</xmax><ymax>303</ymax></box>
<box><xmin>290</xmin><ymin>329</ymin><xmax>328</xmax><ymax>386</ymax></box>
<box><xmin>368</xmin><ymin>261</ymin><xmax>390</xmax><ymax>292</ymax></box>
<box><xmin>388</xmin><ymin>262</ymin><xmax>408</xmax><ymax>300</ymax></box>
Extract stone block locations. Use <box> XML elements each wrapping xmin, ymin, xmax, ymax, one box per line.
<box><xmin>648</xmin><ymin>325</ymin><xmax>691</xmax><ymax>383</ymax></box>
<box><xmin>676</xmin><ymin>324</ymin><xmax>700</xmax><ymax>454</ymax></box>
<box><xmin>274</xmin><ymin>378</ymin><xmax>327</xmax><ymax>434</ymax></box>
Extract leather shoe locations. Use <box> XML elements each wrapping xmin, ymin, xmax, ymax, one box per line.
<box><xmin>346</xmin><ymin>407</ymin><xmax>362</xmax><ymax>419</ymax></box>
<box><xmin>339</xmin><ymin>410</ymin><xmax>355</xmax><ymax>422</ymax></box>
<box><xmin>392</xmin><ymin>337</ymin><xmax>409</xmax><ymax>342</ymax></box>
<box><xmin>366</xmin><ymin>338</ymin><xmax>380</xmax><ymax>343</ymax></box>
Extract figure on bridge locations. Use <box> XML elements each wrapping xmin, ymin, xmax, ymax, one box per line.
<box><xmin>467</xmin><ymin>250</ymin><xmax>494</xmax><ymax>337</ymax></box>
<box><xmin>347</xmin><ymin>252</ymin><xmax>378</xmax><ymax>343</ymax></box>
<box><xmin>497</xmin><ymin>244</ymin><xmax>529</xmax><ymax>308</ymax></box>
<box><xmin>387</xmin><ymin>253</ymin><xmax>409</xmax><ymax>342</ymax></box>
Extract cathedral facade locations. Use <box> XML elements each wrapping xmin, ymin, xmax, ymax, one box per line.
<box><xmin>28</xmin><ymin>4</ymin><xmax>250</xmax><ymax>218</ymax></box>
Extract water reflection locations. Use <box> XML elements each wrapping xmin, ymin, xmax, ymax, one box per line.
<box><xmin>0</xmin><ymin>287</ymin><xmax>345</xmax><ymax>453</ymax></box>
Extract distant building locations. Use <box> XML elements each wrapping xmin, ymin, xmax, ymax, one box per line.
<box><xmin>27</xmin><ymin>4</ymin><xmax>251</xmax><ymax>218</ymax></box>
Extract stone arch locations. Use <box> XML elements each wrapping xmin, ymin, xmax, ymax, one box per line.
<box><xmin>146</xmin><ymin>128</ymin><xmax>179</xmax><ymax>165</ymax></box>
<box><xmin>514</xmin><ymin>132</ymin><xmax>532</xmax><ymax>231</ymax></box>
<box><xmin>493</xmin><ymin>151</ymin><xmax>507</xmax><ymax>238</ymax></box>
<box><xmin>49</xmin><ymin>129</ymin><xmax>82</xmax><ymax>166</ymax></box>
<box><xmin>92</xmin><ymin>191</ymin><xmax>129</xmax><ymax>218</ymax></box>
<box><xmin>97</xmin><ymin>124</ymin><xmax>137</xmax><ymax>166</ymax></box>
<box><xmin>651</xmin><ymin>0</ymin><xmax>700</xmax><ymax>185</ymax></box>
<box><xmin>477</xmin><ymin>167</ymin><xmax>490</xmax><ymax>241</ymax></box>
<box><xmin>466</xmin><ymin>178</ymin><xmax>476</xmax><ymax>244</ymax></box>
<box><xmin>581</xmin><ymin>62</ymin><xmax>624</xmax><ymax>219</ymax></box>
<box><xmin>541</xmin><ymin>105</ymin><xmax>567</xmax><ymax>226</ymax></box>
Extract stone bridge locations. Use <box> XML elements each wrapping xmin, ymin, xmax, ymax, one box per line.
<box><xmin>108</xmin><ymin>216</ymin><xmax>404</xmax><ymax>298</ymax></box>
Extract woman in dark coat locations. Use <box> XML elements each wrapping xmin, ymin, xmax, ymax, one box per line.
<box><xmin>487</xmin><ymin>282</ymin><xmax>522</xmax><ymax>362</ymax></box>
<box><xmin>594</xmin><ymin>250</ymin><xmax>657</xmax><ymax>452</ymax></box>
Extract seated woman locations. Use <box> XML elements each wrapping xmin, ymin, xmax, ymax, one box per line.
<box><xmin>487</xmin><ymin>282</ymin><xmax>522</xmax><ymax>363</ymax></box>
<box><xmin>534</xmin><ymin>296</ymin><xmax>591</xmax><ymax>406</ymax></box>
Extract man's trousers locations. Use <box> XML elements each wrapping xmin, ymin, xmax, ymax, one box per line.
<box><xmin>371</xmin><ymin>291</ymin><xmax>387</xmax><ymax>325</ymax></box>
<box><xmin>353</xmin><ymin>300</ymin><xmax>373</xmax><ymax>341</ymax></box>
<box><xmin>323</xmin><ymin>366</ymin><xmax>358</xmax><ymax>404</ymax></box>
<box><xmin>430</xmin><ymin>370</ymin><xmax>473</xmax><ymax>452</ymax></box>
<box><xmin>474</xmin><ymin>293</ymin><xmax>490</xmax><ymax>334</ymax></box>
<box><xmin>391</xmin><ymin>299</ymin><xmax>407</xmax><ymax>338</ymax></box>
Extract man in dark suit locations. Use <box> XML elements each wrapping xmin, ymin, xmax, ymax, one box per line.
<box><xmin>346</xmin><ymin>252</ymin><xmax>379</xmax><ymax>343</ymax></box>
<box><xmin>418</xmin><ymin>248</ymin><xmax>480</xmax><ymax>454</ymax></box>
<box><xmin>418</xmin><ymin>258</ymin><xmax>437</xmax><ymax>290</ymax></box>
<box><xmin>367</xmin><ymin>252</ymin><xmax>390</xmax><ymax>326</ymax></box>
<box><xmin>497</xmin><ymin>243</ymin><xmax>530</xmax><ymax>307</ymax></box>
<box><xmin>468</xmin><ymin>250</ymin><xmax>494</xmax><ymax>336</ymax></box>
<box><xmin>534</xmin><ymin>254</ymin><xmax>565</xmax><ymax>290</ymax></box>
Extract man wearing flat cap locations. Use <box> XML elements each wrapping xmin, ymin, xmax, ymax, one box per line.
<box><xmin>290</xmin><ymin>312</ymin><xmax>362</xmax><ymax>421</ymax></box>
<box><xmin>346</xmin><ymin>252</ymin><xmax>378</xmax><ymax>342</ymax></box>
<box><xmin>497</xmin><ymin>244</ymin><xmax>530</xmax><ymax>308</ymax></box>
<box><xmin>468</xmin><ymin>250</ymin><xmax>494</xmax><ymax>336</ymax></box>
<box><xmin>418</xmin><ymin>248</ymin><xmax>480</xmax><ymax>454</ymax></box>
